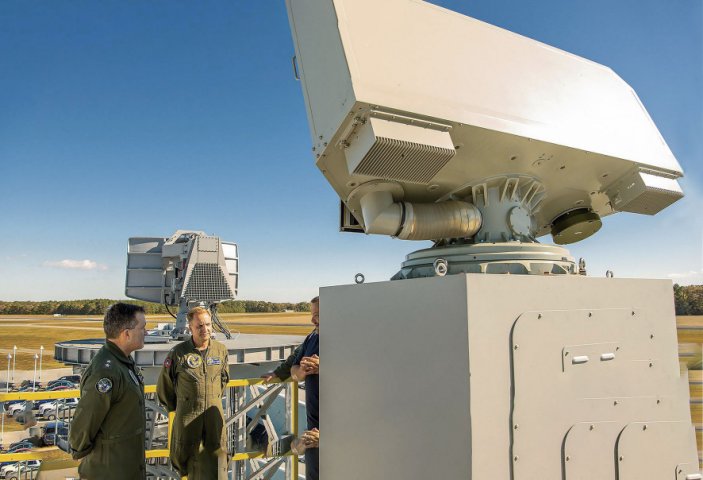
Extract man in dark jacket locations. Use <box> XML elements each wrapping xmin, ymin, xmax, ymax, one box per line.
<box><xmin>69</xmin><ymin>303</ymin><xmax>148</xmax><ymax>480</ymax></box>
<box><xmin>261</xmin><ymin>343</ymin><xmax>303</xmax><ymax>382</ymax></box>
<box><xmin>291</xmin><ymin>296</ymin><xmax>321</xmax><ymax>480</ymax></box>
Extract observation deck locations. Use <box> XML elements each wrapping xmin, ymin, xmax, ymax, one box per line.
<box><xmin>54</xmin><ymin>334</ymin><xmax>305</xmax><ymax>382</ymax></box>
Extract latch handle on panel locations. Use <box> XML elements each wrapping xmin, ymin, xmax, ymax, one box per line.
<box><xmin>571</xmin><ymin>355</ymin><xmax>589</xmax><ymax>365</ymax></box>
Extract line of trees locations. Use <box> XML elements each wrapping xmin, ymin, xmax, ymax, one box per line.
<box><xmin>2</xmin><ymin>285</ymin><xmax>702</xmax><ymax>316</ymax></box>
<box><xmin>0</xmin><ymin>299</ymin><xmax>311</xmax><ymax>316</ymax></box>
<box><xmin>674</xmin><ymin>284</ymin><xmax>703</xmax><ymax>315</ymax></box>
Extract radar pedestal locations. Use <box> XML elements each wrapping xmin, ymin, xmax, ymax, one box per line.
<box><xmin>324</xmin><ymin>174</ymin><xmax>696</xmax><ymax>479</ymax></box>
<box><xmin>346</xmin><ymin>171</ymin><xmax>605</xmax><ymax>280</ymax></box>
<box><xmin>391</xmin><ymin>176</ymin><xmax>582</xmax><ymax>278</ymax></box>
<box><xmin>320</xmin><ymin>275</ymin><xmax>699</xmax><ymax>479</ymax></box>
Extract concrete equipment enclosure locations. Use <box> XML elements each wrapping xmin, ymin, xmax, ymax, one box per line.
<box><xmin>321</xmin><ymin>275</ymin><xmax>698</xmax><ymax>479</ymax></box>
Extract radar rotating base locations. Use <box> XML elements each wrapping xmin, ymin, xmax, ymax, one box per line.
<box><xmin>392</xmin><ymin>242</ymin><xmax>576</xmax><ymax>280</ymax></box>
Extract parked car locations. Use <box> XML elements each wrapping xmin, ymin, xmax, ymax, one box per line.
<box><xmin>0</xmin><ymin>459</ymin><xmax>41</xmax><ymax>480</ymax></box>
<box><xmin>16</xmin><ymin>384</ymin><xmax>40</xmax><ymax>393</ymax></box>
<box><xmin>57</xmin><ymin>375</ymin><xmax>80</xmax><ymax>384</ymax></box>
<box><xmin>43</xmin><ymin>404</ymin><xmax>76</xmax><ymax>421</ymax></box>
<box><xmin>16</xmin><ymin>380</ymin><xmax>44</xmax><ymax>390</ymax></box>
<box><xmin>8</xmin><ymin>438</ymin><xmax>36</xmax><ymax>449</ymax></box>
<box><xmin>4</xmin><ymin>447</ymin><xmax>30</xmax><ymax>456</ymax></box>
<box><xmin>5</xmin><ymin>401</ymin><xmax>32</xmax><ymax>417</ymax></box>
<box><xmin>45</xmin><ymin>384</ymin><xmax>70</xmax><ymax>392</ymax></box>
<box><xmin>46</xmin><ymin>376</ymin><xmax>79</xmax><ymax>388</ymax></box>
<box><xmin>41</xmin><ymin>421</ymin><xmax>69</xmax><ymax>447</ymax></box>
<box><xmin>6</xmin><ymin>441</ymin><xmax>34</xmax><ymax>454</ymax></box>
<box><xmin>45</xmin><ymin>380</ymin><xmax>77</xmax><ymax>391</ymax></box>
<box><xmin>38</xmin><ymin>398</ymin><xmax>78</xmax><ymax>419</ymax></box>
<box><xmin>33</xmin><ymin>398</ymin><xmax>55</xmax><ymax>409</ymax></box>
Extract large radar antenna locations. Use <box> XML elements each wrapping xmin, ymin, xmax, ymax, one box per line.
<box><xmin>125</xmin><ymin>230</ymin><xmax>239</xmax><ymax>339</ymax></box>
<box><xmin>287</xmin><ymin>0</ymin><xmax>683</xmax><ymax>277</ymax></box>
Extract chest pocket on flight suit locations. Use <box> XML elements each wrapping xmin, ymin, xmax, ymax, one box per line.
<box><xmin>177</xmin><ymin>363</ymin><xmax>203</xmax><ymax>409</ymax></box>
<box><xmin>207</xmin><ymin>364</ymin><xmax>223</xmax><ymax>397</ymax></box>
<box><xmin>93</xmin><ymin>378</ymin><xmax>144</xmax><ymax>473</ymax></box>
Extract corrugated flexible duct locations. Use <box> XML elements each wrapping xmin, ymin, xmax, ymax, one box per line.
<box><xmin>359</xmin><ymin>190</ymin><xmax>482</xmax><ymax>240</ymax></box>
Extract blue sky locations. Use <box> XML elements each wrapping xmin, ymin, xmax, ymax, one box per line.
<box><xmin>0</xmin><ymin>0</ymin><xmax>701</xmax><ymax>302</ymax></box>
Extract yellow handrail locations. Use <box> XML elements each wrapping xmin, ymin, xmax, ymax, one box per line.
<box><xmin>0</xmin><ymin>377</ymin><xmax>287</xmax><ymax>402</ymax></box>
<box><xmin>0</xmin><ymin>378</ymin><xmax>301</xmax><ymax>473</ymax></box>
<box><xmin>0</xmin><ymin>451</ymin><xmax>44</xmax><ymax>462</ymax></box>
<box><xmin>0</xmin><ymin>389</ymin><xmax>80</xmax><ymax>402</ymax></box>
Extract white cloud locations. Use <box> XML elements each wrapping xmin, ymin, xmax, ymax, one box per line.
<box><xmin>3</xmin><ymin>254</ymin><xmax>28</xmax><ymax>261</ymax></box>
<box><xmin>668</xmin><ymin>271</ymin><xmax>700</xmax><ymax>279</ymax></box>
<box><xmin>667</xmin><ymin>269</ymin><xmax>703</xmax><ymax>285</ymax></box>
<box><xmin>43</xmin><ymin>259</ymin><xmax>108</xmax><ymax>271</ymax></box>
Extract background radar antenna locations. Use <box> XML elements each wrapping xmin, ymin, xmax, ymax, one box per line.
<box><xmin>126</xmin><ymin>230</ymin><xmax>239</xmax><ymax>340</ymax></box>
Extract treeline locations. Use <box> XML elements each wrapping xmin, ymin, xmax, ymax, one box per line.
<box><xmin>0</xmin><ymin>299</ymin><xmax>311</xmax><ymax>316</ymax></box>
<box><xmin>3</xmin><ymin>285</ymin><xmax>702</xmax><ymax>316</ymax></box>
<box><xmin>674</xmin><ymin>284</ymin><xmax>703</xmax><ymax>315</ymax></box>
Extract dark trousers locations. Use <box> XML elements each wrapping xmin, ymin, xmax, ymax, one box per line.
<box><xmin>305</xmin><ymin>447</ymin><xmax>319</xmax><ymax>480</ymax></box>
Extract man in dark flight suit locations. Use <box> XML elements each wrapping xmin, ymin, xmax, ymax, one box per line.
<box><xmin>69</xmin><ymin>303</ymin><xmax>148</xmax><ymax>480</ymax></box>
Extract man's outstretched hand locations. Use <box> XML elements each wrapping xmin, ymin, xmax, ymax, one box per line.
<box><xmin>260</xmin><ymin>372</ymin><xmax>279</xmax><ymax>383</ymax></box>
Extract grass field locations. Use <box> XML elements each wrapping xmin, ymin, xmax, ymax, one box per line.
<box><xmin>0</xmin><ymin>314</ymin><xmax>700</xmax><ymax>370</ymax></box>
<box><xmin>1</xmin><ymin>315</ymin><xmax>701</xmax><ymax>443</ymax></box>
<box><xmin>0</xmin><ymin>313</ymin><xmax>313</xmax><ymax>370</ymax></box>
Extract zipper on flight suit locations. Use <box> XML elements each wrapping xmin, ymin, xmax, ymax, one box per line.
<box><xmin>198</xmin><ymin>346</ymin><xmax>209</xmax><ymax>410</ymax></box>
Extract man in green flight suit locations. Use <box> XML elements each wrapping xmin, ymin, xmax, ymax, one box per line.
<box><xmin>69</xmin><ymin>302</ymin><xmax>148</xmax><ymax>479</ymax></box>
<box><xmin>157</xmin><ymin>306</ymin><xmax>230</xmax><ymax>479</ymax></box>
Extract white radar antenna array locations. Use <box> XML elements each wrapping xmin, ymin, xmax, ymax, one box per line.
<box><xmin>125</xmin><ymin>230</ymin><xmax>239</xmax><ymax>339</ymax></box>
<box><xmin>288</xmin><ymin>0</ymin><xmax>683</xmax><ymax>276</ymax></box>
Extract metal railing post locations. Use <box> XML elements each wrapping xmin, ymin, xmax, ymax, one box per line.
<box><xmin>289</xmin><ymin>381</ymin><xmax>299</xmax><ymax>480</ymax></box>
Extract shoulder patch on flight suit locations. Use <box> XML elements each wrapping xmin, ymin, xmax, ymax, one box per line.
<box><xmin>206</xmin><ymin>357</ymin><xmax>221</xmax><ymax>366</ymax></box>
<box><xmin>185</xmin><ymin>353</ymin><xmax>202</xmax><ymax>368</ymax></box>
<box><xmin>96</xmin><ymin>378</ymin><xmax>113</xmax><ymax>394</ymax></box>
<box><xmin>164</xmin><ymin>357</ymin><xmax>172</xmax><ymax>369</ymax></box>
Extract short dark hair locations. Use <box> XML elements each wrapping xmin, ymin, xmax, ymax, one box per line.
<box><xmin>104</xmin><ymin>303</ymin><xmax>145</xmax><ymax>339</ymax></box>
<box><xmin>311</xmin><ymin>296</ymin><xmax>319</xmax><ymax>305</ymax></box>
